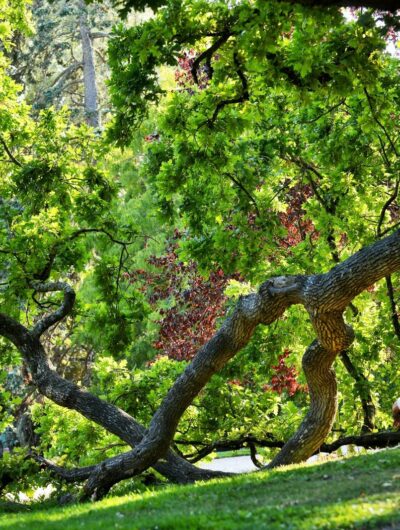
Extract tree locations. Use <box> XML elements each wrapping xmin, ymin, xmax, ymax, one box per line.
<box><xmin>9</xmin><ymin>0</ymin><xmax>117</xmax><ymax>126</ymax></box>
<box><xmin>2</xmin><ymin>0</ymin><xmax>400</xmax><ymax>502</ymax></box>
<box><xmin>2</xmin><ymin>231</ymin><xmax>400</xmax><ymax>498</ymax></box>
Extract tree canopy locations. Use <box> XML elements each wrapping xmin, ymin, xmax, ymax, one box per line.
<box><xmin>1</xmin><ymin>0</ymin><xmax>400</xmax><ymax>504</ymax></box>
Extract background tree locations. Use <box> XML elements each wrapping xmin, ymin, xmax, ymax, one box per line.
<box><xmin>8</xmin><ymin>0</ymin><xmax>118</xmax><ymax>126</ymax></box>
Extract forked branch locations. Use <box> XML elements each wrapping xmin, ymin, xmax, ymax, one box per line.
<box><xmin>1</xmin><ymin>230</ymin><xmax>400</xmax><ymax>500</ymax></box>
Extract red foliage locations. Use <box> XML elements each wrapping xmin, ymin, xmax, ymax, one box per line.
<box><xmin>278</xmin><ymin>183</ymin><xmax>318</xmax><ymax>248</ymax></box>
<box><xmin>144</xmin><ymin>132</ymin><xmax>160</xmax><ymax>143</ymax></box>
<box><xmin>175</xmin><ymin>50</ymin><xmax>211</xmax><ymax>90</ymax></box>
<box><xmin>263</xmin><ymin>349</ymin><xmax>307</xmax><ymax>396</ymax></box>
<box><xmin>124</xmin><ymin>232</ymin><xmax>237</xmax><ymax>361</ymax></box>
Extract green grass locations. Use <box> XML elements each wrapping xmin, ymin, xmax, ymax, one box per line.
<box><xmin>1</xmin><ymin>447</ymin><xmax>400</xmax><ymax>529</ymax></box>
<box><xmin>215</xmin><ymin>448</ymin><xmax>251</xmax><ymax>458</ymax></box>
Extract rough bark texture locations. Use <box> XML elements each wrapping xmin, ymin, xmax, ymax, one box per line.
<box><xmin>320</xmin><ymin>430</ymin><xmax>400</xmax><ymax>452</ymax></box>
<box><xmin>0</xmin><ymin>289</ymin><xmax>228</xmax><ymax>487</ymax></box>
<box><xmin>78</xmin><ymin>1</ymin><xmax>100</xmax><ymax>128</ymax></box>
<box><xmin>1</xmin><ymin>230</ymin><xmax>400</xmax><ymax>499</ymax></box>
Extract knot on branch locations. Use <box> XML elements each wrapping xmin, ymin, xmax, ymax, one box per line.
<box><xmin>258</xmin><ymin>275</ymin><xmax>306</xmax><ymax>320</ymax></box>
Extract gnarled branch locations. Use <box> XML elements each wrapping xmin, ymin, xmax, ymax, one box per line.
<box><xmin>31</xmin><ymin>282</ymin><xmax>76</xmax><ymax>339</ymax></box>
<box><xmin>1</xmin><ymin>229</ymin><xmax>400</xmax><ymax>499</ymax></box>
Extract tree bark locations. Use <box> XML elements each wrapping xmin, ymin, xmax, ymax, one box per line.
<box><xmin>0</xmin><ymin>300</ymin><xmax>228</xmax><ymax>487</ymax></box>
<box><xmin>1</xmin><ymin>230</ymin><xmax>400</xmax><ymax>499</ymax></box>
<box><xmin>78</xmin><ymin>1</ymin><xmax>100</xmax><ymax>128</ymax></box>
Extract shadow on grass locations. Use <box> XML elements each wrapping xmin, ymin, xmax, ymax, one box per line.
<box><xmin>0</xmin><ymin>449</ymin><xmax>399</xmax><ymax>530</ymax></box>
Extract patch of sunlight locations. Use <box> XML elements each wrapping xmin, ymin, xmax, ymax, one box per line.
<box><xmin>300</xmin><ymin>492</ymin><xmax>399</xmax><ymax>529</ymax></box>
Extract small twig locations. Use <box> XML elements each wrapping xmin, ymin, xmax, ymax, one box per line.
<box><xmin>301</xmin><ymin>99</ymin><xmax>346</xmax><ymax>124</ymax></box>
<box><xmin>377</xmin><ymin>178</ymin><xmax>399</xmax><ymax>238</ymax></box>
<box><xmin>93</xmin><ymin>442</ymin><xmax>126</xmax><ymax>453</ymax></box>
<box><xmin>68</xmin><ymin>227</ymin><xmax>157</xmax><ymax>245</ymax></box>
<box><xmin>222</xmin><ymin>172</ymin><xmax>260</xmax><ymax>216</ymax></box>
<box><xmin>0</xmin><ymin>136</ymin><xmax>22</xmax><ymax>167</ymax></box>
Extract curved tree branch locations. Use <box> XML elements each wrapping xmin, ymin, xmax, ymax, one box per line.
<box><xmin>0</xmin><ymin>310</ymin><xmax>229</xmax><ymax>489</ymax></box>
<box><xmin>191</xmin><ymin>32</ymin><xmax>231</xmax><ymax>85</ymax></box>
<box><xmin>0</xmin><ymin>136</ymin><xmax>22</xmax><ymax>167</ymax></box>
<box><xmin>80</xmin><ymin>230</ymin><xmax>400</xmax><ymax>498</ymax></box>
<box><xmin>31</xmin><ymin>282</ymin><xmax>76</xmax><ymax>339</ymax></box>
<box><xmin>1</xmin><ymin>230</ymin><xmax>400</xmax><ymax>499</ymax></box>
<box><xmin>207</xmin><ymin>52</ymin><xmax>249</xmax><ymax>126</ymax></box>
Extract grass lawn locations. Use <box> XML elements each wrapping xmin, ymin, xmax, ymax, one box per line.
<box><xmin>0</xmin><ymin>447</ymin><xmax>399</xmax><ymax>530</ymax></box>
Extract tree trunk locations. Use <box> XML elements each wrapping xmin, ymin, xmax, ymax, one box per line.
<box><xmin>78</xmin><ymin>1</ymin><xmax>100</xmax><ymax>128</ymax></box>
<box><xmin>1</xmin><ymin>230</ymin><xmax>400</xmax><ymax>499</ymax></box>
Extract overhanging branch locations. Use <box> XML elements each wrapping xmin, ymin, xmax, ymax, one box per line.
<box><xmin>30</xmin><ymin>282</ymin><xmax>76</xmax><ymax>339</ymax></box>
<box><xmin>191</xmin><ymin>32</ymin><xmax>231</xmax><ymax>85</ymax></box>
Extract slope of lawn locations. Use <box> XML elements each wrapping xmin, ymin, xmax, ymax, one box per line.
<box><xmin>0</xmin><ymin>447</ymin><xmax>399</xmax><ymax>530</ymax></box>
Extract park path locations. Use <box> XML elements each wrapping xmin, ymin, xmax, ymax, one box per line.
<box><xmin>198</xmin><ymin>455</ymin><xmax>257</xmax><ymax>473</ymax></box>
<box><xmin>198</xmin><ymin>446</ymin><xmax>361</xmax><ymax>473</ymax></box>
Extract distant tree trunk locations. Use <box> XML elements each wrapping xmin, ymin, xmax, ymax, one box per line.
<box><xmin>78</xmin><ymin>1</ymin><xmax>100</xmax><ymax>128</ymax></box>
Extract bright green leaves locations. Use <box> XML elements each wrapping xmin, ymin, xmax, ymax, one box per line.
<box><xmin>107</xmin><ymin>20</ymin><xmax>179</xmax><ymax>146</ymax></box>
<box><xmin>13</xmin><ymin>162</ymin><xmax>65</xmax><ymax>213</ymax></box>
<box><xmin>106</xmin><ymin>0</ymin><xmax>396</xmax><ymax>278</ymax></box>
<box><xmin>0</xmin><ymin>0</ymin><xmax>31</xmax><ymax>49</ymax></box>
<box><xmin>0</xmin><ymin>100</ymin><xmax>119</xmax><ymax>317</ymax></box>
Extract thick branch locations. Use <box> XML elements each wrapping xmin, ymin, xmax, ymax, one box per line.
<box><xmin>50</xmin><ymin>62</ymin><xmax>83</xmax><ymax>89</ymax></box>
<box><xmin>191</xmin><ymin>32</ymin><xmax>231</xmax><ymax>85</ymax></box>
<box><xmin>308</xmin><ymin>229</ymin><xmax>400</xmax><ymax>312</ymax></box>
<box><xmin>0</xmin><ymin>313</ymin><xmax>229</xmax><ymax>487</ymax></box>
<box><xmin>178</xmin><ymin>430</ymin><xmax>400</xmax><ymax>463</ymax></box>
<box><xmin>320</xmin><ymin>431</ymin><xmax>400</xmax><ymax>451</ymax></box>
<box><xmin>207</xmin><ymin>52</ymin><xmax>249</xmax><ymax>126</ymax></box>
<box><xmin>31</xmin><ymin>282</ymin><xmax>76</xmax><ymax>339</ymax></box>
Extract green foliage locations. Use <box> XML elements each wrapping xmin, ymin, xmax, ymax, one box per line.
<box><xmin>0</xmin><ymin>448</ymin><xmax>41</xmax><ymax>496</ymax></box>
<box><xmin>11</xmin><ymin>0</ymin><xmax>118</xmax><ymax>121</ymax></box>
<box><xmin>31</xmin><ymin>401</ymin><xmax>128</xmax><ymax>466</ymax></box>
